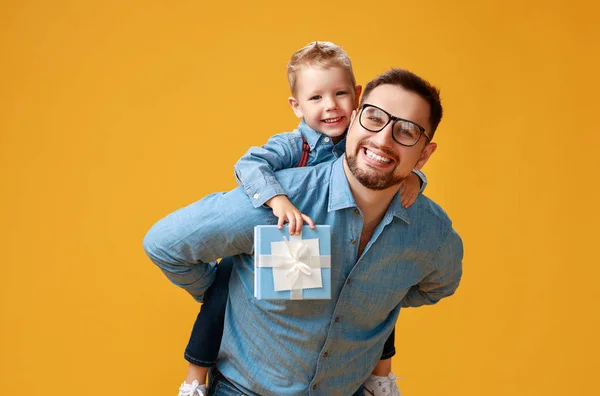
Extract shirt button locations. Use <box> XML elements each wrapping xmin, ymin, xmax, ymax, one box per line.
<box><xmin>324</xmin><ymin>137</ymin><xmax>330</xmax><ymax>142</ymax></box>
<box><xmin>323</xmin><ymin>352</ymin><xmax>328</xmax><ymax>357</ymax></box>
<box><xmin>312</xmin><ymin>385</ymin><xmax>318</xmax><ymax>390</ymax></box>
<box><xmin>346</xmin><ymin>279</ymin><xmax>351</xmax><ymax>285</ymax></box>
<box><xmin>354</xmin><ymin>209</ymin><xmax>359</xmax><ymax>215</ymax></box>
<box><xmin>335</xmin><ymin>317</ymin><xmax>340</xmax><ymax>322</ymax></box>
<box><xmin>253</xmin><ymin>193</ymin><xmax>260</xmax><ymax>199</ymax></box>
<box><xmin>350</xmin><ymin>239</ymin><xmax>356</xmax><ymax>245</ymax></box>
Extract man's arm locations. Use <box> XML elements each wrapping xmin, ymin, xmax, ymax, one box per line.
<box><xmin>142</xmin><ymin>189</ymin><xmax>273</xmax><ymax>302</ymax></box>
<box><xmin>401</xmin><ymin>227</ymin><xmax>463</xmax><ymax>307</ymax></box>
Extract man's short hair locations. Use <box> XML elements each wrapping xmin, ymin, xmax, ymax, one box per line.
<box><xmin>287</xmin><ymin>41</ymin><xmax>357</xmax><ymax>95</ymax></box>
<box><xmin>361</xmin><ymin>69</ymin><xmax>443</xmax><ymax>136</ymax></box>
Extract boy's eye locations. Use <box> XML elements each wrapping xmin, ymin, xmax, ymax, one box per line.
<box><xmin>309</xmin><ymin>95</ymin><xmax>322</xmax><ymax>100</ymax></box>
<box><xmin>336</xmin><ymin>91</ymin><xmax>348</xmax><ymax>96</ymax></box>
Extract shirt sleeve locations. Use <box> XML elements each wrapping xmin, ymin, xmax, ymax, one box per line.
<box><xmin>411</xmin><ymin>169</ymin><xmax>428</xmax><ymax>193</ymax></box>
<box><xmin>401</xmin><ymin>227</ymin><xmax>463</xmax><ymax>308</ymax></box>
<box><xmin>142</xmin><ymin>189</ymin><xmax>273</xmax><ymax>302</ymax></box>
<box><xmin>234</xmin><ymin>132</ymin><xmax>304</xmax><ymax>208</ymax></box>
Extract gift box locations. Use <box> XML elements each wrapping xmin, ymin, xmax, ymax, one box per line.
<box><xmin>254</xmin><ymin>225</ymin><xmax>331</xmax><ymax>300</ymax></box>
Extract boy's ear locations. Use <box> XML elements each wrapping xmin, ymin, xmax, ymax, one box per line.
<box><xmin>353</xmin><ymin>85</ymin><xmax>363</xmax><ymax>107</ymax></box>
<box><xmin>288</xmin><ymin>97</ymin><xmax>303</xmax><ymax>118</ymax></box>
<box><xmin>414</xmin><ymin>142</ymin><xmax>437</xmax><ymax>170</ymax></box>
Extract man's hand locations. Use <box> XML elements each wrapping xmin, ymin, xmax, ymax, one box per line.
<box><xmin>399</xmin><ymin>172</ymin><xmax>421</xmax><ymax>208</ymax></box>
<box><xmin>265</xmin><ymin>195</ymin><xmax>315</xmax><ymax>235</ymax></box>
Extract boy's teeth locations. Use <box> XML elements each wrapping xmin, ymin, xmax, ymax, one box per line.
<box><xmin>365</xmin><ymin>149</ymin><xmax>391</xmax><ymax>163</ymax></box>
<box><xmin>324</xmin><ymin>117</ymin><xmax>342</xmax><ymax>123</ymax></box>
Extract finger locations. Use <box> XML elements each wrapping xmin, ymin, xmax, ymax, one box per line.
<box><xmin>294</xmin><ymin>213</ymin><xmax>304</xmax><ymax>235</ymax></box>
<box><xmin>302</xmin><ymin>214</ymin><xmax>316</xmax><ymax>229</ymax></box>
<box><xmin>401</xmin><ymin>193</ymin><xmax>409</xmax><ymax>207</ymax></box>
<box><xmin>405</xmin><ymin>193</ymin><xmax>417</xmax><ymax>208</ymax></box>
<box><xmin>277</xmin><ymin>215</ymin><xmax>285</xmax><ymax>230</ymax></box>
<box><xmin>287</xmin><ymin>215</ymin><xmax>296</xmax><ymax>234</ymax></box>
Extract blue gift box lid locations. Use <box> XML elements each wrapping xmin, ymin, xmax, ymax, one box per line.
<box><xmin>254</xmin><ymin>225</ymin><xmax>331</xmax><ymax>300</ymax></box>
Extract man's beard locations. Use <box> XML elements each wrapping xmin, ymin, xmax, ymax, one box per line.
<box><xmin>346</xmin><ymin>141</ymin><xmax>406</xmax><ymax>190</ymax></box>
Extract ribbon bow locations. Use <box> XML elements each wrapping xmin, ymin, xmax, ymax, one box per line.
<box><xmin>282</xmin><ymin>236</ymin><xmax>312</xmax><ymax>288</ymax></box>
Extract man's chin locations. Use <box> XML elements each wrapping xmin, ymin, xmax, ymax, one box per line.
<box><xmin>350</xmin><ymin>162</ymin><xmax>403</xmax><ymax>190</ymax></box>
<box><xmin>356</xmin><ymin>173</ymin><xmax>402</xmax><ymax>190</ymax></box>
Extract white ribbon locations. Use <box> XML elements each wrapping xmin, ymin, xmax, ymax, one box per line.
<box><xmin>282</xmin><ymin>236</ymin><xmax>312</xmax><ymax>287</ymax></box>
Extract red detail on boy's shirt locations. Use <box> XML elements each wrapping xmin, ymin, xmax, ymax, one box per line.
<box><xmin>296</xmin><ymin>135</ymin><xmax>310</xmax><ymax>168</ymax></box>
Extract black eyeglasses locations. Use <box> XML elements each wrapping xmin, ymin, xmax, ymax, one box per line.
<box><xmin>358</xmin><ymin>104</ymin><xmax>431</xmax><ymax>147</ymax></box>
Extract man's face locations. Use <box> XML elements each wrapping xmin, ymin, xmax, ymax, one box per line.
<box><xmin>289</xmin><ymin>65</ymin><xmax>360</xmax><ymax>141</ymax></box>
<box><xmin>345</xmin><ymin>84</ymin><xmax>437</xmax><ymax>190</ymax></box>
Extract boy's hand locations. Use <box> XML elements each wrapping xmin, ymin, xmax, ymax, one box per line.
<box><xmin>265</xmin><ymin>195</ymin><xmax>315</xmax><ymax>235</ymax></box>
<box><xmin>399</xmin><ymin>172</ymin><xmax>421</xmax><ymax>208</ymax></box>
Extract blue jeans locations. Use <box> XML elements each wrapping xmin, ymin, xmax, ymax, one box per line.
<box><xmin>184</xmin><ymin>258</ymin><xmax>396</xmax><ymax>367</ymax></box>
<box><xmin>207</xmin><ymin>368</ymin><xmax>364</xmax><ymax>396</ymax></box>
<box><xmin>184</xmin><ymin>257</ymin><xmax>234</xmax><ymax>367</ymax></box>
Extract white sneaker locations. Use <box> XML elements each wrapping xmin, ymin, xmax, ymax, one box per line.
<box><xmin>363</xmin><ymin>373</ymin><xmax>402</xmax><ymax>396</ymax></box>
<box><xmin>177</xmin><ymin>380</ymin><xmax>207</xmax><ymax>396</ymax></box>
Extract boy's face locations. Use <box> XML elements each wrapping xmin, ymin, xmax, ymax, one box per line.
<box><xmin>289</xmin><ymin>65</ymin><xmax>361</xmax><ymax>141</ymax></box>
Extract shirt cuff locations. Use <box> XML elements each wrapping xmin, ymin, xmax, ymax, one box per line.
<box><xmin>245</xmin><ymin>182</ymin><xmax>286</xmax><ymax>208</ymax></box>
<box><xmin>411</xmin><ymin>169</ymin><xmax>428</xmax><ymax>193</ymax></box>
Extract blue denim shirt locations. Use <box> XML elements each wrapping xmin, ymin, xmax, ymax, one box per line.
<box><xmin>234</xmin><ymin>120</ymin><xmax>427</xmax><ymax>207</ymax></box>
<box><xmin>144</xmin><ymin>157</ymin><xmax>462</xmax><ymax>396</ymax></box>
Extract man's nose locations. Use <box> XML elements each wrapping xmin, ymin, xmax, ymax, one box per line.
<box><xmin>371</xmin><ymin>123</ymin><xmax>396</xmax><ymax>147</ymax></box>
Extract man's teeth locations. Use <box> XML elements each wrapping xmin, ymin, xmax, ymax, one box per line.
<box><xmin>323</xmin><ymin>117</ymin><xmax>342</xmax><ymax>123</ymax></box>
<box><xmin>365</xmin><ymin>149</ymin><xmax>391</xmax><ymax>163</ymax></box>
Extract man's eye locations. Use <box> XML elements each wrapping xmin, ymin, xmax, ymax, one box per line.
<box><xmin>309</xmin><ymin>95</ymin><xmax>322</xmax><ymax>100</ymax></box>
<box><xmin>399</xmin><ymin>129</ymin><xmax>417</xmax><ymax>138</ymax></box>
<box><xmin>368</xmin><ymin>116</ymin><xmax>385</xmax><ymax>124</ymax></box>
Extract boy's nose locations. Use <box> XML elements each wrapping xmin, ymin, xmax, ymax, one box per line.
<box><xmin>325</xmin><ymin>97</ymin><xmax>338</xmax><ymax>110</ymax></box>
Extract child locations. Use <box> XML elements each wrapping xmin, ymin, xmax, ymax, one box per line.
<box><xmin>178</xmin><ymin>41</ymin><xmax>427</xmax><ymax>396</ymax></box>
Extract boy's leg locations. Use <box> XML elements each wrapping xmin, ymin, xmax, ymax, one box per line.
<box><xmin>183</xmin><ymin>257</ymin><xmax>235</xmax><ymax>384</ymax></box>
<box><xmin>373</xmin><ymin>328</ymin><xmax>395</xmax><ymax>375</ymax></box>
<box><xmin>363</xmin><ymin>329</ymin><xmax>401</xmax><ymax>396</ymax></box>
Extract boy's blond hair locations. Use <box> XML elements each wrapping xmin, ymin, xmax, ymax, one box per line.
<box><xmin>287</xmin><ymin>41</ymin><xmax>357</xmax><ymax>95</ymax></box>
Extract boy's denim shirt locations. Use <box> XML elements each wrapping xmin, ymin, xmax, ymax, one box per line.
<box><xmin>234</xmin><ymin>119</ymin><xmax>427</xmax><ymax>208</ymax></box>
<box><xmin>143</xmin><ymin>157</ymin><xmax>462</xmax><ymax>396</ymax></box>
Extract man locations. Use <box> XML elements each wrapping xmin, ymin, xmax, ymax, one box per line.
<box><xmin>144</xmin><ymin>68</ymin><xmax>463</xmax><ymax>396</ymax></box>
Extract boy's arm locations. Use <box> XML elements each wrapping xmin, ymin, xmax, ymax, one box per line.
<box><xmin>400</xmin><ymin>169</ymin><xmax>428</xmax><ymax>208</ymax></box>
<box><xmin>401</xmin><ymin>228</ymin><xmax>463</xmax><ymax>307</ymax></box>
<box><xmin>413</xmin><ymin>169</ymin><xmax>428</xmax><ymax>193</ymax></box>
<box><xmin>234</xmin><ymin>132</ymin><xmax>303</xmax><ymax>208</ymax></box>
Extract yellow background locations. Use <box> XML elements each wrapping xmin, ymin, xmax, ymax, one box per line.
<box><xmin>1</xmin><ymin>0</ymin><xmax>598</xmax><ymax>395</ymax></box>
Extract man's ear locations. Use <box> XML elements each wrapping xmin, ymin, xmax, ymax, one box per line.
<box><xmin>353</xmin><ymin>85</ymin><xmax>362</xmax><ymax>107</ymax></box>
<box><xmin>288</xmin><ymin>97</ymin><xmax>303</xmax><ymax>118</ymax></box>
<box><xmin>414</xmin><ymin>142</ymin><xmax>437</xmax><ymax>170</ymax></box>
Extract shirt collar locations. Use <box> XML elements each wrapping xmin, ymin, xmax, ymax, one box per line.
<box><xmin>327</xmin><ymin>156</ymin><xmax>410</xmax><ymax>224</ymax></box>
<box><xmin>298</xmin><ymin>119</ymin><xmax>329</xmax><ymax>150</ymax></box>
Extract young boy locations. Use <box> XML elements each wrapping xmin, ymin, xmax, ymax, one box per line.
<box><xmin>177</xmin><ymin>41</ymin><xmax>427</xmax><ymax>396</ymax></box>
